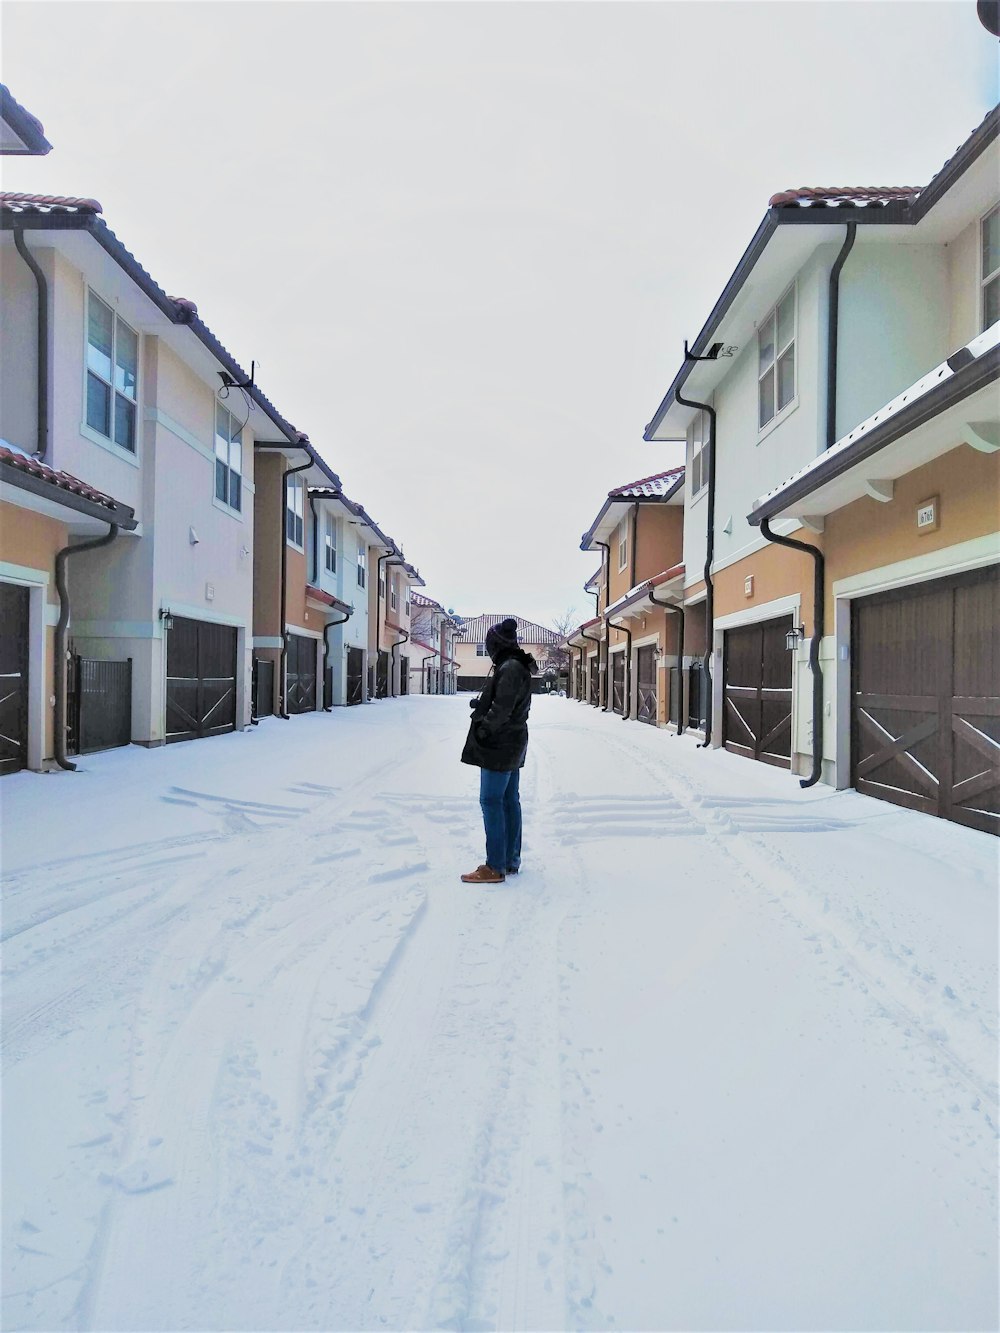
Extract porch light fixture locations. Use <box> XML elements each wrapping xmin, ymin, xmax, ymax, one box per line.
<box><xmin>159</xmin><ymin>607</ymin><xmax>174</xmax><ymax>631</ymax></box>
<box><xmin>785</xmin><ymin>624</ymin><xmax>804</xmax><ymax>651</ymax></box>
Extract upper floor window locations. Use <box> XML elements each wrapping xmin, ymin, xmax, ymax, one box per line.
<box><xmin>476</xmin><ymin>642</ymin><xmax>487</xmax><ymax>657</ymax></box>
<box><xmin>390</xmin><ymin>578</ymin><xmax>398</xmax><ymax>612</ymax></box>
<box><xmin>357</xmin><ymin>543</ymin><xmax>367</xmax><ymax>588</ymax></box>
<box><xmin>758</xmin><ymin>285</ymin><xmax>795</xmax><ymax>430</ymax></box>
<box><xmin>617</xmin><ymin>518</ymin><xmax>628</xmax><ymax>573</ymax></box>
<box><xmin>324</xmin><ymin>515</ymin><xmax>337</xmax><ymax>573</ymax></box>
<box><xmin>689</xmin><ymin>408</ymin><xmax>711</xmax><ymax>499</ymax></box>
<box><xmin>214</xmin><ymin>403</ymin><xmax>243</xmax><ymax>511</ymax></box>
<box><xmin>285</xmin><ymin>474</ymin><xmax>304</xmax><ymax>548</ymax></box>
<box><xmin>86</xmin><ymin>292</ymin><xmax>138</xmax><ymax>452</ymax></box>
<box><xmin>379</xmin><ymin>569</ymin><xmax>386</xmax><ymax>599</ymax></box>
<box><xmin>982</xmin><ymin>205</ymin><xmax>1000</xmax><ymax>331</ymax></box>
<box><xmin>405</xmin><ymin>586</ymin><xmax>412</xmax><ymax>616</ymax></box>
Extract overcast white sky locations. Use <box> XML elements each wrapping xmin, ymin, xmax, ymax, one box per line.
<box><xmin>3</xmin><ymin>2</ymin><xmax>996</xmax><ymax>627</ymax></box>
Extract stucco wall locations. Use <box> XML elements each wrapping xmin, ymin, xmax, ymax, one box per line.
<box><xmin>0</xmin><ymin>236</ymin><xmax>39</xmax><ymax>454</ymax></box>
<box><xmin>947</xmin><ymin>215</ymin><xmax>984</xmax><ymax>352</ymax></box>
<box><xmin>634</xmin><ymin>505</ymin><xmax>683</xmax><ymax>583</ymax></box>
<box><xmin>253</xmin><ymin>453</ymin><xmax>283</xmax><ymax>639</ymax></box>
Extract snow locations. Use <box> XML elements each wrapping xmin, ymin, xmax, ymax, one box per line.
<box><xmin>2</xmin><ymin>696</ymin><xmax>997</xmax><ymax>1332</ymax></box>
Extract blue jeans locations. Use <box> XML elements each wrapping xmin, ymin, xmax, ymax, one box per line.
<box><xmin>479</xmin><ymin>768</ymin><xmax>522</xmax><ymax>873</ymax></box>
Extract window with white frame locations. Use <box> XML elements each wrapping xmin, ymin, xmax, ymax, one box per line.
<box><xmin>476</xmin><ymin>642</ymin><xmax>487</xmax><ymax>657</ymax></box>
<box><xmin>285</xmin><ymin>474</ymin><xmax>304</xmax><ymax>547</ymax></box>
<box><xmin>214</xmin><ymin>402</ymin><xmax>243</xmax><ymax>511</ymax></box>
<box><xmin>404</xmin><ymin>585</ymin><xmax>411</xmax><ymax>616</ymax></box>
<box><xmin>86</xmin><ymin>291</ymin><xmax>138</xmax><ymax>452</ymax></box>
<box><xmin>617</xmin><ymin>518</ymin><xmax>628</xmax><ymax>572</ymax></box>
<box><xmin>390</xmin><ymin>576</ymin><xmax>398</xmax><ymax>612</ymax></box>
<box><xmin>688</xmin><ymin>408</ymin><xmax>711</xmax><ymax>498</ymax></box>
<box><xmin>324</xmin><ymin>515</ymin><xmax>336</xmax><ymax>573</ymax></box>
<box><xmin>982</xmin><ymin>204</ymin><xmax>1000</xmax><ymax>331</ymax></box>
<box><xmin>758</xmin><ymin>285</ymin><xmax>796</xmax><ymax>430</ymax></box>
<box><xmin>356</xmin><ymin>542</ymin><xmax>367</xmax><ymax>588</ymax></box>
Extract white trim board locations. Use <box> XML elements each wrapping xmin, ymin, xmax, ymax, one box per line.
<box><xmin>285</xmin><ymin>622</ymin><xmax>324</xmax><ymax>640</ymax></box>
<box><xmin>0</xmin><ymin>560</ymin><xmax>49</xmax><ymax>586</ymax></box>
<box><xmin>832</xmin><ymin>533</ymin><xmax>1000</xmax><ymax>600</ymax></box>
<box><xmin>713</xmin><ymin>593</ymin><xmax>802</xmax><ymax>632</ymax></box>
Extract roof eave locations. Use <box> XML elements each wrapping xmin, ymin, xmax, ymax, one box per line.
<box><xmin>748</xmin><ymin>343</ymin><xmax>1000</xmax><ymax>525</ymax></box>
<box><xmin>0</xmin><ymin>459</ymin><xmax>137</xmax><ymax>529</ymax></box>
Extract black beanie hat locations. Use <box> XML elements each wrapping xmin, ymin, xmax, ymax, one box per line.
<box><xmin>485</xmin><ymin>617</ymin><xmax>519</xmax><ymax>654</ymax></box>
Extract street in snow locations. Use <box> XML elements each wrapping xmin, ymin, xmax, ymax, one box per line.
<box><xmin>2</xmin><ymin>695</ymin><xmax>997</xmax><ymax>1332</ymax></box>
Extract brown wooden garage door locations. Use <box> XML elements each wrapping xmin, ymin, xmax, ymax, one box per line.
<box><xmin>166</xmin><ymin>617</ymin><xmax>237</xmax><ymax>743</ymax></box>
<box><xmin>723</xmin><ymin>616</ymin><xmax>793</xmax><ymax>768</ymax></box>
<box><xmin>0</xmin><ymin>582</ymin><xmax>29</xmax><ymax>775</ymax></box>
<box><xmin>852</xmin><ymin>566</ymin><xmax>999</xmax><ymax>835</ymax></box>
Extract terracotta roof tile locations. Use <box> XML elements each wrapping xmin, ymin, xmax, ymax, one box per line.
<box><xmin>768</xmin><ymin>185</ymin><xmax>921</xmax><ymax>209</ymax></box>
<box><xmin>0</xmin><ymin>191</ymin><xmax>102</xmax><ymax>213</ymax></box>
<box><xmin>608</xmin><ymin>466</ymin><xmax>685</xmax><ymax>499</ymax></box>
<box><xmin>0</xmin><ymin>443</ymin><xmax>133</xmax><ymax>517</ymax></box>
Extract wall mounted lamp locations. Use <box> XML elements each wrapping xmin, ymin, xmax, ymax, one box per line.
<box><xmin>785</xmin><ymin>624</ymin><xmax>805</xmax><ymax>652</ymax></box>
<box><xmin>159</xmin><ymin>608</ymin><xmax>174</xmax><ymax>632</ymax></box>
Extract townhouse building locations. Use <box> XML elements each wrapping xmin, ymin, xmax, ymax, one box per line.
<box><xmin>454</xmin><ymin>614</ymin><xmax>562</xmax><ymax>691</ymax></box>
<box><xmin>642</xmin><ymin>105</ymin><xmax>998</xmax><ymax>831</ymax></box>
<box><xmin>367</xmin><ymin>530</ymin><xmax>424</xmax><ymax>699</ymax></box>
<box><xmin>0</xmin><ymin>189</ymin><xmax>328</xmax><ymax>765</ymax></box>
<box><xmin>409</xmin><ymin>592</ymin><xmax>460</xmax><ymax>694</ymax></box>
<box><xmin>569</xmin><ymin>468</ymin><xmax>690</xmax><ymax>727</ymax></box>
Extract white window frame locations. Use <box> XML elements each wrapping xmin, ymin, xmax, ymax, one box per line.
<box><xmin>476</xmin><ymin>642</ymin><xmax>487</xmax><ymax>657</ymax></box>
<box><xmin>688</xmin><ymin>408</ymin><xmax>710</xmax><ymax>501</ymax></box>
<box><xmin>324</xmin><ymin>514</ymin><xmax>337</xmax><ymax>574</ymax></box>
<box><xmin>617</xmin><ymin>518</ymin><xmax>628</xmax><ymax>573</ymax></box>
<box><xmin>357</xmin><ymin>542</ymin><xmax>367</xmax><ymax>589</ymax></box>
<box><xmin>214</xmin><ymin>401</ymin><xmax>243</xmax><ymax>512</ymax></box>
<box><xmin>757</xmin><ymin>283</ymin><xmax>797</xmax><ymax>435</ymax></box>
<box><xmin>390</xmin><ymin>577</ymin><xmax>398</xmax><ymax>613</ymax></box>
<box><xmin>404</xmin><ymin>585</ymin><xmax>411</xmax><ymax>616</ymax></box>
<box><xmin>982</xmin><ymin>203</ymin><xmax>1000</xmax><ymax>332</ymax></box>
<box><xmin>84</xmin><ymin>289</ymin><xmax>139</xmax><ymax>455</ymax></box>
<box><xmin>285</xmin><ymin>474</ymin><xmax>304</xmax><ymax>549</ymax></box>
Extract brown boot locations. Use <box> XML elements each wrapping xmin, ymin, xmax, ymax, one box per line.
<box><xmin>460</xmin><ymin>864</ymin><xmax>506</xmax><ymax>884</ymax></box>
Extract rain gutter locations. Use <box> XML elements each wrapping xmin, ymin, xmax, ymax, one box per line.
<box><xmin>580</xmin><ymin>624</ymin><xmax>602</xmax><ymax>706</ymax></box>
<box><xmin>54</xmin><ymin>524</ymin><xmax>121</xmax><ymax>770</ymax></box>
<box><xmin>674</xmin><ymin>389</ymin><xmax>715</xmax><ymax>748</ymax></box>
<box><xmin>322</xmin><ymin>604</ymin><xmax>353</xmax><ymax>711</ymax></box>
<box><xmin>826</xmin><ymin>223</ymin><xmax>857</xmax><ymax>449</ymax></box>
<box><xmin>11</xmin><ymin>226</ymin><xmax>49</xmax><ymax>460</ymax></box>
<box><xmin>606</xmin><ymin>613</ymin><xmax>633</xmax><ymax>720</ymax></box>
<box><xmin>649</xmin><ymin>585</ymin><xmax>684</xmax><ymax>736</ymax></box>
<box><xmin>760</xmin><ymin>517</ymin><xmax>824</xmax><ymax>789</ymax></box>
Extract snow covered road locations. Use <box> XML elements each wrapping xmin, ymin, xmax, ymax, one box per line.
<box><xmin>2</xmin><ymin>696</ymin><xmax>997</xmax><ymax>1332</ymax></box>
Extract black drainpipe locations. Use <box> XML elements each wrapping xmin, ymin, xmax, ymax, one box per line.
<box><xmin>53</xmin><ymin>524</ymin><xmax>120</xmax><ymax>770</ymax></box>
<box><xmin>279</xmin><ymin>454</ymin><xmax>313</xmax><ymax>719</ymax></box>
<box><xmin>580</xmin><ymin>625</ymin><xmax>601</xmax><ymax>705</ymax></box>
<box><xmin>322</xmin><ymin>606</ymin><xmax>353</xmax><ymax>711</ymax></box>
<box><xmin>577</xmin><ymin>644</ymin><xmax>586</xmax><ymax>701</ymax></box>
<box><xmin>12</xmin><ymin>226</ymin><xmax>49</xmax><ymax>461</ymax></box>
<box><xmin>827</xmin><ymin>223</ymin><xmax>857</xmax><ymax>451</ymax></box>
<box><xmin>391</xmin><ymin>628</ymin><xmax>409</xmax><ymax>696</ymax></box>
<box><xmin>422</xmin><ymin>651</ymin><xmax>437</xmax><ymax>694</ymax></box>
<box><xmin>607</xmin><ymin>614</ymin><xmax>633</xmax><ymax>720</ymax></box>
<box><xmin>760</xmin><ymin>517</ymin><xmax>825</xmax><ymax>789</ymax></box>
<box><xmin>649</xmin><ymin>585</ymin><xmax>684</xmax><ymax>736</ymax></box>
<box><xmin>309</xmin><ymin>491</ymin><xmax>321</xmax><ymax>584</ymax></box>
<box><xmin>675</xmin><ymin>390</ymin><xmax>715</xmax><ymax>747</ymax></box>
<box><xmin>594</xmin><ymin>540</ymin><xmax>611</xmax><ymax>710</ymax></box>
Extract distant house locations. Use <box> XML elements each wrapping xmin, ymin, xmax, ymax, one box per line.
<box><xmin>453</xmin><ymin>614</ymin><xmax>562</xmax><ymax>692</ymax></box>
<box><xmin>409</xmin><ymin>593</ymin><xmax>461</xmax><ymax>694</ymax></box>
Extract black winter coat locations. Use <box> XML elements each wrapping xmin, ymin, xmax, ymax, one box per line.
<box><xmin>461</xmin><ymin>648</ymin><xmax>535</xmax><ymax>772</ymax></box>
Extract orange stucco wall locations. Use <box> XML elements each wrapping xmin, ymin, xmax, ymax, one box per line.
<box><xmin>823</xmin><ymin>443</ymin><xmax>1000</xmax><ymax>619</ymax></box>
<box><xmin>635</xmin><ymin>506</ymin><xmax>683</xmax><ymax>584</ymax></box>
<box><xmin>252</xmin><ymin>454</ymin><xmax>283</xmax><ymax>639</ymax></box>
<box><xmin>713</xmin><ymin>540</ymin><xmax>819</xmax><ymax>634</ymax></box>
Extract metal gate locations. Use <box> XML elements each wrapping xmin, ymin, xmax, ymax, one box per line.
<box><xmin>252</xmin><ymin>658</ymin><xmax>274</xmax><ymax>718</ymax></box>
<box><xmin>689</xmin><ymin>663</ymin><xmax>707</xmax><ymax>730</ymax></box>
<box><xmin>852</xmin><ymin>566</ymin><xmax>999</xmax><ymax>834</ymax></box>
<box><xmin>376</xmin><ymin>650</ymin><xmax>389</xmax><ymax>699</ymax></box>
<box><xmin>637</xmin><ymin>646</ymin><xmax>657</xmax><ymax>726</ymax></box>
<box><xmin>0</xmin><ymin>582</ymin><xmax>29</xmax><ymax>774</ymax></box>
<box><xmin>400</xmin><ymin>658</ymin><xmax>409</xmax><ymax>695</ymax></box>
<box><xmin>611</xmin><ymin>651</ymin><xmax>625</xmax><ymax>714</ymax></box>
<box><xmin>72</xmin><ymin>657</ymin><xmax>132</xmax><ymax>754</ymax></box>
<box><xmin>723</xmin><ymin>616</ymin><xmax>793</xmax><ymax>767</ymax></box>
<box><xmin>166</xmin><ymin>617</ymin><xmax>238</xmax><ymax>743</ymax></box>
<box><xmin>286</xmin><ymin>634</ymin><xmax>317</xmax><ymax>713</ymax></box>
<box><xmin>589</xmin><ymin>657</ymin><xmax>599</xmax><ymax>706</ymax></box>
<box><xmin>347</xmin><ymin>647</ymin><xmax>364</xmax><ymax>705</ymax></box>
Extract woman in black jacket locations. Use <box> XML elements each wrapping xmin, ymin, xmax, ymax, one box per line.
<box><xmin>460</xmin><ymin>618</ymin><xmax>536</xmax><ymax>884</ymax></box>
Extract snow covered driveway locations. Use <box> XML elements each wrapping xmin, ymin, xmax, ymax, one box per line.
<box><xmin>2</xmin><ymin>696</ymin><xmax>997</xmax><ymax>1333</ymax></box>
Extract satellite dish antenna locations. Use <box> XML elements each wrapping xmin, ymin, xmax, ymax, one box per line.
<box><xmin>978</xmin><ymin>0</ymin><xmax>1000</xmax><ymax>36</ymax></box>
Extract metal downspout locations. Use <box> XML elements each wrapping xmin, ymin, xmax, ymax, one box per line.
<box><xmin>322</xmin><ymin>606</ymin><xmax>352</xmax><ymax>711</ymax></box>
<box><xmin>375</xmin><ymin>549</ymin><xmax>394</xmax><ymax>695</ymax></box>
<box><xmin>391</xmin><ymin>629</ymin><xmax>409</xmax><ymax>696</ymax></box>
<box><xmin>53</xmin><ymin>524</ymin><xmax>120</xmax><ymax>770</ymax></box>
<box><xmin>607</xmin><ymin>615</ymin><xmax>633</xmax><ymax>720</ymax></box>
<box><xmin>594</xmin><ymin>540</ymin><xmax>612</xmax><ymax>710</ymax></box>
<box><xmin>675</xmin><ymin>390</ymin><xmax>716</xmax><ymax>747</ymax></box>
<box><xmin>580</xmin><ymin>626</ymin><xmax>601</xmax><ymax>705</ymax></box>
<box><xmin>577</xmin><ymin>644</ymin><xmax>586</xmax><ymax>701</ymax></box>
<box><xmin>279</xmin><ymin>455</ymin><xmax>312</xmax><ymax>719</ymax></box>
<box><xmin>12</xmin><ymin>226</ymin><xmax>49</xmax><ymax>461</ymax></box>
<box><xmin>309</xmin><ymin>491</ymin><xmax>321</xmax><ymax>584</ymax></box>
<box><xmin>760</xmin><ymin>516</ymin><xmax>825</xmax><ymax>789</ymax></box>
<box><xmin>827</xmin><ymin>223</ymin><xmax>857</xmax><ymax>450</ymax></box>
<box><xmin>649</xmin><ymin>586</ymin><xmax>684</xmax><ymax>736</ymax></box>
<box><xmin>421</xmin><ymin>652</ymin><xmax>436</xmax><ymax>694</ymax></box>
